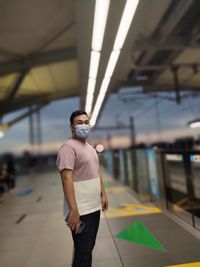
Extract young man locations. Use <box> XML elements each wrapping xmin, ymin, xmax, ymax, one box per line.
<box><xmin>56</xmin><ymin>110</ymin><xmax>108</xmax><ymax>267</ymax></box>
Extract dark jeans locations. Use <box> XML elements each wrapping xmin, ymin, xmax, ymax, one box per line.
<box><xmin>71</xmin><ymin>210</ymin><xmax>100</xmax><ymax>267</ymax></box>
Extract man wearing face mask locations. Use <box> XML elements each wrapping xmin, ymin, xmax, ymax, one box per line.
<box><xmin>56</xmin><ymin>110</ymin><xmax>108</xmax><ymax>267</ymax></box>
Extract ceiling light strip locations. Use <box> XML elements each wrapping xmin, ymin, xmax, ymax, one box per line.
<box><xmin>91</xmin><ymin>0</ymin><xmax>139</xmax><ymax>126</ymax></box>
<box><xmin>104</xmin><ymin>51</ymin><xmax>120</xmax><ymax>78</ymax></box>
<box><xmin>85</xmin><ymin>0</ymin><xmax>110</xmax><ymax>115</ymax></box>
<box><xmin>92</xmin><ymin>0</ymin><xmax>110</xmax><ymax>51</ymax></box>
<box><xmin>113</xmin><ymin>0</ymin><xmax>139</xmax><ymax>50</ymax></box>
<box><xmin>89</xmin><ymin>51</ymin><xmax>100</xmax><ymax>79</ymax></box>
<box><xmin>90</xmin><ymin>78</ymin><xmax>110</xmax><ymax>126</ymax></box>
<box><xmin>85</xmin><ymin>78</ymin><xmax>96</xmax><ymax>114</ymax></box>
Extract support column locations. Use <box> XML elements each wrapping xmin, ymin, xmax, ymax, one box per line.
<box><xmin>36</xmin><ymin>109</ymin><xmax>42</xmax><ymax>153</ymax></box>
<box><xmin>29</xmin><ymin>106</ymin><xmax>34</xmax><ymax>148</ymax></box>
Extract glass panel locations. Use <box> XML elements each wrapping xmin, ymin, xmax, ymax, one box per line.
<box><xmin>131</xmin><ymin>149</ymin><xmax>138</xmax><ymax>193</ymax></box>
<box><xmin>136</xmin><ymin>149</ymin><xmax>150</xmax><ymax>201</ymax></box>
<box><xmin>123</xmin><ymin>150</ymin><xmax>129</xmax><ymax>185</ymax></box>
<box><xmin>190</xmin><ymin>154</ymin><xmax>200</xmax><ymax>230</ymax></box>
<box><xmin>102</xmin><ymin>150</ymin><xmax>113</xmax><ymax>175</ymax></box>
<box><xmin>112</xmin><ymin>150</ymin><xmax>120</xmax><ymax>180</ymax></box>
<box><xmin>164</xmin><ymin>153</ymin><xmax>192</xmax><ymax>224</ymax></box>
<box><xmin>126</xmin><ymin>150</ymin><xmax>134</xmax><ymax>187</ymax></box>
<box><xmin>147</xmin><ymin>149</ymin><xmax>160</xmax><ymax>200</ymax></box>
<box><xmin>119</xmin><ymin>150</ymin><xmax>125</xmax><ymax>184</ymax></box>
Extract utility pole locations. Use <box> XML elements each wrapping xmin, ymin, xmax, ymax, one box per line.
<box><xmin>130</xmin><ymin>115</ymin><xmax>136</xmax><ymax>147</ymax></box>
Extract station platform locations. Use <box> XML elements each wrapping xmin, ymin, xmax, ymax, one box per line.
<box><xmin>0</xmin><ymin>169</ymin><xmax>200</xmax><ymax>267</ymax></box>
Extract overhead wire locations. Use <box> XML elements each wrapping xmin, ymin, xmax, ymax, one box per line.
<box><xmin>134</xmin><ymin>92</ymin><xmax>200</xmax><ymax>121</ymax></box>
<box><xmin>158</xmin><ymin>96</ymin><xmax>200</xmax><ymax>121</ymax></box>
<box><xmin>134</xmin><ymin>96</ymin><xmax>165</xmax><ymax>119</ymax></box>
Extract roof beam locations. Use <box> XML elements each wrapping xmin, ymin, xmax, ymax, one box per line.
<box><xmin>159</xmin><ymin>1</ymin><xmax>194</xmax><ymax>41</ymax></box>
<box><xmin>0</xmin><ymin>103</ymin><xmax>48</xmax><ymax>130</ymax></box>
<box><xmin>37</xmin><ymin>20</ymin><xmax>75</xmax><ymax>52</ymax></box>
<box><xmin>0</xmin><ymin>88</ymin><xmax>78</xmax><ymax>115</ymax></box>
<box><xmin>131</xmin><ymin>62</ymin><xmax>200</xmax><ymax>71</ymax></box>
<box><xmin>0</xmin><ymin>69</ymin><xmax>29</xmax><ymax>117</ymax></box>
<box><xmin>148</xmin><ymin>16</ymin><xmax>200</xmax><ymax>86</ymax></box>
<box><xmin>134</xmin><ymin>38</ymin><xmax>200</xmax><ymax>51</ymax></box>
<box><xmin>0</xmin><ymin>48</ymin><xmax>21</xmax><ymax>59</ymax></box>
<box><xmin>131</xmin><ymin>0</ymin><xmax>194</xmax><ymax>79</ymax></box>
<box><xmin>143</xmin><ymin>84</ymin><xmax>200</xmax><ymax>92</ymax></box>
<box><xmin>114</xmin><ymin>79</ymin><xmax>200</xmax><ymax>92</ymax></box>
<box><xmin>0</xmin><ymin>47</ymin><xmax>77</xmax><ymax>77</ymax></box>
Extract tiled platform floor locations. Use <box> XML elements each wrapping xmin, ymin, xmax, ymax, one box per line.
<box><xmin>0</xmin><ymin>170</ymin><xmax>200</xmax><ymax>267</ymax></box>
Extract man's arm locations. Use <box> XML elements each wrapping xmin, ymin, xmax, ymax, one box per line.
<box><xmin>60</xmin><ymin>169</ymin><xmax>79</xmax><ymax>231</ymax></box>
<box><xmin>99</xmin><ymin>172</ymin><xmax>108</xmax><ymax>211</ymax></box>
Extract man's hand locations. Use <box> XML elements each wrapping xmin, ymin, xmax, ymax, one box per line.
<box><xmin>65</xmin><ymin>209</ymin><xmax>80</xmax><ymax>231</ymax></box>
<box><xmin>101</xmin><ymin>192</ymin><xmax>108</xmax><ymax>211</ymax></box>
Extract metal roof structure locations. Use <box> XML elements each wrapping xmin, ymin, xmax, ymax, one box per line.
<box><xmin>0</xmin><ymin>0</ymin><xmax>78</xmax><ymax>117</ymax></box>
<box><xmin>0</xmin><ymin>0</ymin><xmax>200</xmax><ymax>123</ymax></box>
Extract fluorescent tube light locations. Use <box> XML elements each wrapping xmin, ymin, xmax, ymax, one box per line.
<box><xmin>90</xmin><ymin>89</ymin><xmax>108</xmax><ymax>126</ymax></box>
<box><xmin>99</xmin><ymin>78</ymin><xmax>110</xmax><ymax>95</ymax></box>
<box><xmin>90</xmin><ymin>79</ymin><xmax>110</xmax><ymax>127</ymax></box>
<box><xmin>92</xmin><ymin>0</ymin><xmax>110</xmax><ymax>51</ymax></box>
<box><xmin>90</xmin><ymin>93</ymin><xmax>105</xmax><ymax>126</ymax></box>
<box><xmin>87</xmin><ymin>78</ymin><xmax>96</xmax><ymax>95</ymax></box>
<box><xmin>85</xmin><ymin>78</ymin><xmax>96</xmax><ymax>114</ymax></box>
<box><xmin>90</xmin><ymin>98</ymin><xmax>107</xmax><ymax>126</ymax></box>
<box><xmin>85</xmin><ymin>0</ymin><xmax>110</xmax><ymax>113</ymax></box>
<box><xmin>104</xmin><ymin>51</ymin><xmax>120</xmax><ymax>78</ymax></box>
<box><xmin>90</xmin><ymin>117</ymin><xmax>96</xmax><ymax>128</ymax></box>
<box><xmin>188</xmin><ymin>120</ymin><xmax>200</xmax><ymax>128</ymax></box>
<box><xmin>0</xmin><ymin>131</ymin><xmax>4</xmax><ymax>138</ymax></box>
<box><xmin>113</xmin><ymin>0</ymin><xmax>139</xmax><ymax>50</ymax></box>
<box><xmin>90</xmin><ymin>0</ymin><xmax>139</xmax><ymax>127</ymax></box>
<box><xmin>89</xmin><ymin>51</ymin><xmax>100</xmax><ymax>79</ymax></box>
<box><xmin>190</xmin><ymin>122</ymin><xmax>200</xmax><ymax>128</ymax></box>
<box><xmin>85</xmin><ymin>94</ymin><xmax>93</xmax><ymax>115</ymax></box>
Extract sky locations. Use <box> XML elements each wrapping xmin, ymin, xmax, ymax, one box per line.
<box><xmin>1</xmin><ymin>87</ymin><xmax>200</xmax><ymax>155</ymax></box>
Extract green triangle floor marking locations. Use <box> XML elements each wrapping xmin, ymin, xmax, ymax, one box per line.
<box><xmin>116</xmin><ymin>221</ymin><xmax>165</xmax><ymax>251</ymax></box>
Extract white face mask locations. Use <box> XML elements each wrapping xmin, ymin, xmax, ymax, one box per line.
<box><xmin>75</xmin><ymin>124</ymin><xmax>90</xmax><ymax>139</ymax></box>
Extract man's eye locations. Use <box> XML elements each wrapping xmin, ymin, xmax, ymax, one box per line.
<box><xmin>76</xmin><ymin>121</ymin><xmax>89</xmax><ymax>125</ymax></box>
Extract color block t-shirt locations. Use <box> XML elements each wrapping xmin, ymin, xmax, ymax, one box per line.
<box><xmin>56</xmin><ymin>138</ymin><xmax>101</xmax><ymax>218</ymax></box>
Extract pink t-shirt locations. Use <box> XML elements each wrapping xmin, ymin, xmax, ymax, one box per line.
<box><xmin>56</xmin><ymin>138</ymin><xmax>101</xmax><ymax>217</ymax></box>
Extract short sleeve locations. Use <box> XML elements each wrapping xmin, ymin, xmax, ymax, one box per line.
<box><xmin>56</xmin><ymin>144</ymin><xmax>76</xmax><ymax>172</ymax></box>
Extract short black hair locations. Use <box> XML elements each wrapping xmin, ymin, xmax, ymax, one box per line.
<box><xmin>70</xmin><ymin>110</ymin><xmax>88</xmax><ymax>124</ymax></box>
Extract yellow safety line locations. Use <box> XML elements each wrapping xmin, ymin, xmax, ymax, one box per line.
<box><xmin>165</xmin><ymin>262</ymin><xmax>200</xmax><ymax>267</ymax></box>
<box><xmin>102</xmin><ymin>203</ymin><xmax>162</xmax><ymax>218</ymax></box>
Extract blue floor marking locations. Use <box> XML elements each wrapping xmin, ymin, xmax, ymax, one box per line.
<box><xmin>18</xmin><ymin>188</ymin><xmax>33</xmax><ymax>196</ymax></box>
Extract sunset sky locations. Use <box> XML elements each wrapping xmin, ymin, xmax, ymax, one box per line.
<box><xmin>1</xmin><ymin>87</ymin><xmax>200</xmax><ymax>154</ymax></box>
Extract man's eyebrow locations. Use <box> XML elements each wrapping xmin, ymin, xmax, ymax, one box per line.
<box><xmin>76</xmin><ymin>119</ymin><xmax>89</xmax><ymax>122</ymax></box>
